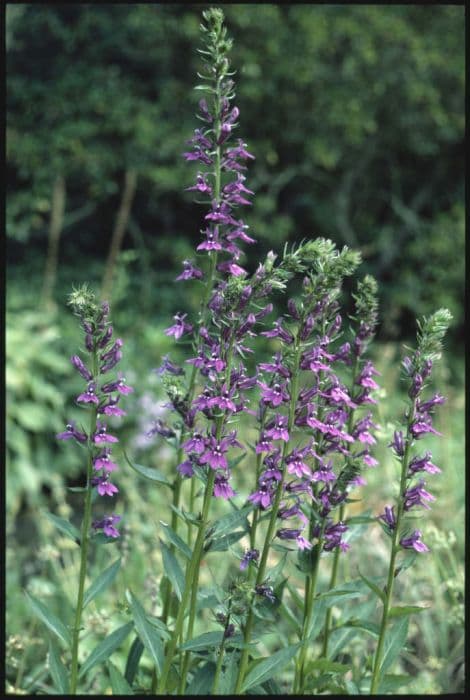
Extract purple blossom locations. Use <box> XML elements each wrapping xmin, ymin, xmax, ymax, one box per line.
<box><xmin>400</xmin><ymin>529</ymin><xmax>429</xmax><ymax>553</ymax></box>
<box><xmin>408</xmin><ymin>451</ymin><xmax>441</xmax><ymax>475</ymax></box>
<box><xmin>101</xmin><ymin>373</ymin><xmax>134</xmax><ymax>395</ymax></box>
<box><xmin>378</xmin><ymin>505</ymin><xmax>396</xmax><ymax>530</ymax></box>
<box><xmin>56</xmin><ymin>422</ymin><xmax>88</xmax><ymax>444</ymax></box>
<box><xmin>165</xmin><ymin>313</ymin><xmax>193</xmax><ymax>340</ymax></box>
<box><xmin>403</xmin><ymin>480</ymin><xmax>435</xmax><ymax>511</ymax></box>
<box><xmin>92</xmin><ymin>514</ymin><xmax>121</xmax><ymax>538</ymax></box>
<box><xmin>93</xmin><ymin>420</ymin><xmax>119</xmax><ymax>444</ymax></box>
<box><xmin>93</xmin><ymin>449</ymin><xmax>118</xmax><ymax>473</ymax></box>
<box><xmin>240</xmin><ymin>548</ymin><xmax>259</xmax><ymax>571</ymax></box>
<box><xmin>265</xmin><ymin>414</ymin><xmax>289</xmax><ymax>442</ymax></box>
<box><xmin>155</xmin><ymin>355</ymin><xmax>185</xmax><ymax>376</ymax></box>
<box><xmin>77</xmin><ymin>382</ymin><xmax>99</xmax><ymax>405</ymax></box>
<box><xmin>177</xmin><ymin>459</ymin><xmax>195</xmax><ymax>477</ymax></box>
<box><xmin>257</xmin><ymin>380</ymin><xmax>290</xmax><ymax>407</ymax></box>
<box><xmin>199</xmin><ymin>437</ymin><xmax>230</xmax><ymax>470</ymax></box>
<box><xmin>389</xmin><ymin>430</ymin><xmax>405</xmax><ymax>457</ymax></box>
<box><xmin>71</xmin><ymin>355</ymin><xmax>93</xmax><ymax>381</ymax></box>
<box><xmin>213</xmin><ymin>473</ymin><xmax>236</xmax><ymax>499</ymax></box>
<box><xmin>176</xmin><ymin>260</ymin><xmax>204</xmax><ymax>281</ymax></box>
<box><xmin>92</xmin><ymin>475</ymin><xmax>119</xmax><ymax>497</ymax></box>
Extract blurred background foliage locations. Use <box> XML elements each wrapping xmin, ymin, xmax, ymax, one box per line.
<box><xmin>6</xmin><ymin>4</ymin><xmax>465</xmax><ymax>693</ymax></box>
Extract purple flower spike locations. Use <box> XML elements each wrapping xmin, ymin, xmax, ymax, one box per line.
<box><xmin>400</xmin><ymin>529</ymin><xmax>429</xmax><ymax>553</ymax></box>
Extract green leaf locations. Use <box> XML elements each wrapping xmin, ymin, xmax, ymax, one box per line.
<box><xmin>205</xmin><ymin>530</ymin><xmax>246</xmax><ymax>552</ymax></box>
<box><xmin>124</xmin><ymin>636</ymin><xmax>144</xmax><ymax>685</ymax></box>
<box><xmin>48</xmin><ymin>638</ymin><xmax>69</xmax><ymax>694</ymax></box>
<box><xmin>186</xmin><ymin>661</ymin><xmax>216</xmax><ymax>694</ymax></box>
<box><xmin>83</xmin><ymin>558</ymin><xmax>121</xmax><ymax>609</ymax></box>
<box><xmin>160</xmin><ymin>540</ymin><xmax>185</xmax><ymax>601</ymax></box>
<box><xmin>317</xmin><ymin>588</ymin><xmax>364</xmax><ymax>607</ymax></box>
<box><xmin>78</xmin><ymin>621</ymin><xmax>134</xmax><ymax>678</ymax></box>
<box><xmin>307</xmin><ymin>658</ymin><xmax>350</xmax><ymax>674</ymax></box>
<box><xmin>123</xmin><ymin>451</ymin><xmax>171</xmax><ymax>486</ymax></box>
<box><xmin>210</xmin><ymin>504</ymin><xmax>253</xmax><ymax>538</ymax></box>
<box><xmin>160</xmin><ymin>521</ymin><xmax>192</xmax><ymax>559</ymax></box>
<box><xmin>378</xmin><ymin>674</ymin><xmax>410</xmax><ymax>693</ymax></box>
<box><xmin>25</xmin><ymin>591</ymin><xmax>71</xmax><ymax>647</ymax></box>
<box><xmin>241</xmin><ymin>644</ymin><xmax>300</xmax><ymax>692</ymax></box>
<box><xmin>297</xmin><ymin>544</ymin><xmax>320</xmax><ymax>574</ymax></box>
<box><xmin>108</xmin><ymin>661</ymin><xmax>134</xmax><ymax>694</ymax></box>
<box><xmin>180</xmin><ymin>631</ymin><xmax>224</xmax><ymax>651</ymax></box>
<box><xmin>380</xmin><ymin>617</ymin><xmax>409</xmax><ymax>676</ymax></box>
<box><xmin>218</xmin><ymin>649</ymin><xmax>240</xmax><ymax>694</ymax></box>
<box><xmin>388</xmin><ymin>604</ymin><xmax>428</xmax><ymax>618</ymax></box>
<box><xmin>342</xmin><ymin>619</ymin><xmax>380</xmax><ymax>637</ymax></box>
<box><xmin>358</xmin><ymin>571</ymin><xmax>386</xmax><ymax>604</ymax></box>
<box><xmin>126</xmin><ymin>590</ymin><xmax>164</xmax><ymax>674</ymax></box>
<box><xmin>43</xmin><ymin>511</ymin><xmax>80</xmax><ymax>544</ymax></box>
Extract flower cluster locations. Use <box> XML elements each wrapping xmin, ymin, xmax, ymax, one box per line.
<box><xmin>248</xmin><ymin>244</ymin><xmax>380</xmax><ymax>554</ymax></box>
<box><xmin>379</xmin><ymin>309</ymin><xmax>452</xmax><ymax>553</ymax></box>
<box><xmin>57</xmin><ymin>288</ymin><xmax>133</xmax><ymax>538</ymax></box>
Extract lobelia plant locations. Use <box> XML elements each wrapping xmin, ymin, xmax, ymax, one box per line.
<box><xmin>25</xmin><ymin>7</ymin><xmax>455</xmax><ymax>696</ymax></box>
<box><xmin>25</xmin><ymin>285</ymin><xmax>133</xmax><ymax>695</ymax></box>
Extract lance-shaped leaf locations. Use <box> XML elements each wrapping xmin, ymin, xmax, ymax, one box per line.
<box><xmin>241</xmin><ymin>643</ymin><xmax>300</xmax><ymax>692</ymax></box>
<box><xmin>108</xmin><ymin>661</ymin><xmax>134</xmax><ymax>694</ymax></box>
<box><xmin>185</xmin><ymin>661</ymin><xmax>216</xmax><ymax>695</ymax></box>
<box><xmin>78</xmin><ymin>621</ymin><xmax>134</xmax><ymax>678</ymax></box>
<box><xmin>388</xmin><ymin>604</ymin><xmax>429</xmax><ymax>618</ymax></box>
<box><xmin>126</xmin><ymin>590</ymin><xmax>164</xmax><ymax>674</ymax></box>
<box><xmin>159</xmin><ymin>521</ymin><xmax>192</xmax><ymax>560</ymax></box>
<box><xmin>210</xmin><ymin>504</ymin><xmax>253</xmax><ymax>538</ymax></box>
<box><xmin>379</xmin><ymin>617</ymin><xmax>409</xmax><ymax>677</ymax></box>
<box><xmin>83</xmin><ymin>558</ymin><xmax>121</xmax><ymax>609</ymax></box>
<box><xmin>25</xmin><ymin>591</ymin><xmax>71</xmax><ymax>647</ymax></box>
<box><xmin>48</xmin><ymin>638</ymin><xmax>69</xmax><ymax>694</ymax></box>
<box><xmin>123</xmin><ymin>451</ymin><xmax>171</xmax><ymax>486</ymax></box>
<box><xmin>160</xmin><ymin>539</ymin><xmax>185</xmax><ymax>601</ymax></box>
<box><xmin>358</xmin><ymin>571</ymin><xmax>386</xmax><ymax>604</ymax></box>
<box><xmin>43</xmin><ymin>511</ymin><xmax>80</xmax><ymax>545</ymax></box>
<box><xmin>124</xmin><ymin>636</ymin><xmax>144</xmax><ymax>685</ymax></box>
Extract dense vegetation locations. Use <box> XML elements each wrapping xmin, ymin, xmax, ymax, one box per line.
<box><xmin>6</xmin><ymin>4</ymin><xmax>464</xmax><ymax>695</ymax></box>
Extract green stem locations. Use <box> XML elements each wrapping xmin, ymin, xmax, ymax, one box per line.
<box><xmin>69</xmin><ymin>406</ymin><xmax>98</xmax><ymax>694</ymax></box>
<box><xmin>370</xmin><ymin>404</ymin><xmax>416</xmax><ymax>694</ymax></box>
<box><xmin>293</xmin><ymin>530</ymin><xmax>325</xmax><ymax>694</ymax></box>
<box><xmin>322</xmin><ymin>356</ymin><xmax>360</xmax><ymax>658</ymax></box>
<box><xmin>157</xmin><ymin>469</ymin><xmax>217</xmax><ymax>694</ymax></box>
<box><xmin>234</xmin><ymin>338</ymin><xmax>303</xmax><ymax>694</ymax></box>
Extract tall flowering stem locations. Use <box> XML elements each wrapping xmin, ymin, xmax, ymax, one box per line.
<box><xmin>322</xmin><ymin>275</ymin><xmax>379</xmax><ymax>659</ymax></box>
<box><xmin>57</xmin><ymin>286</ymin><xmax>131</xmax><ymax>694</ymax></box>
<box><xmin>370</xmin><ymin>309</ymin><xmax>451</xmax><ymax>694</ymax></box>
<box><xmin>234</xmin><ymin>240</ymin><xmax>362</xmax><ymax>694</ymax></box>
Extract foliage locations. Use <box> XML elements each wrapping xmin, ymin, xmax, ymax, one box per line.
<box><xmin>6</xmin><ymin>4</ymin><xmax>465</xmax><ymax>343</ymax></box>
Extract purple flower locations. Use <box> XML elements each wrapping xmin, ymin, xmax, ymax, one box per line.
<box><xmin>100</xmin><ymin>397</ymin><xmax>126</xmax><ymax>417</ymax></box>
<box><xmin>93</xmin><ymin>420</ymin><xmax>119</xmax><ymax>444</ymax></box>
<box><xmin>240</xmin><ymin>548</ymin><xmax>259</xmax><ymax>571</ymax></box>
<box><xmin>213</xmin><ymin>473</ymin><xmax>236</xmax><ymax>499</ymax></box>
<box><xmin>260</xmin><ymin>318</ymin><xmax>294</xmax><ymax>345</ymax></box>
<box><xmin>100</xmin><ymin>350</ymin><xmax>123</xmax><ymax>374</ymax></box>
<box><xmin>323</xmin><ymin>521</ymin><xmax>350</xmax><ymax>552</ymax></box>
<box><xmin>92</xmin><ymin>514</ymin><xmax>121</xmax><ymax>538</ymax></box>
<box><xmin>257</xmin><ymin>380</ymin><xmax>290</xmax><ymax>407</ymax></box>
<box><xmin>155</xmin><ymin>355</ymin><xmax>185</xmax><ymax>376</ymax></box>
<box><xmin>71</xmin><ymin>355</ymin><xmax>93</xmax><ymax>381</ymax></box>
<box><xmin>378</xmin><ymin>505</ymin><xmax>397</xmax><ymax>530</ymax></box>
<box><xmin>93</xmin><ymin>449</ymin><xmax>118</xmax><ymax>473</ymax></box>
<box><xmin>146</xmin><ymin>419</ymin><xmax>176</xmax><ymax>439</ymax></box>
<box><xmin>182</xmin><ymin>431</ymin><xmax>207</xmax><ymax>455</ymax></box>
<box><xmin>389</xmin><ymin>430</ymin><xmax>405</xmax><ymax>457</ymax></box>
<box><xmin>197</xmin><ymin>227</ymin><xmax>224</xmax><ymax>252</ymax></box>
<box><xmin>255</xmin><ymin>584</ymin><xmax>276</xmax><ymax>603</ymax></box>
<box><xmin>77</xmin><ymin>382</ymin><xmax>99</xmax><ymax>405</ymax></box>
<box><xmin>400</xmin><ymin>529</ymin><xmax>429</xmax><ymax>553</ymax></box>
<box><xmin>101</xmin><ymin>372</ymin><xmax>134</xmax><ymax>395</ymax></box>
<box><xmin>92</xmin><ymin>475</ymin><xmax>119</xmax><ymax>497</ymax></box>
<box><xmin>57</xmin><ymin>422</ymin><xmax>87</xmax><ymax>444</ymax></box>
<box><xmin>165</xmin><ymin>313</ymin><xmax>193</xmax><ymax>340</ymax></box>
<box><xmin>409</xmin><ymin>418</ymin><xmax>442</xmax><ymax>439</ymax></box>
<box><xmin>285</xmin><ymin>448</ymin><xmax>312</xmax><ymax>479</ymax></box>
<box><xmin>177</xmin><ymin>459</ymin><xmax>195</xmax><ymax>477</ymax></box>
<box><xmin>258</xmin><ymin>352</ymin><xmax>291</xmax><ymax>378</ymax></box>
<box><xmin>176</xmin><ymin>259</ymin><xmax>204</xmax><ymax>281</ymax></box>
<box><xmin>403</xmin><ymin>480</ymin><xmax>435</xmax><ymax>511</ymax></box>
<box><xmin>311</xmin><ymin>459</ymin><xmax>337</xmax><ymax>483</ymax></box>
<box><xmin>408</xmin><ymin>451</ymin><xmax>441</xmax><ymax>475</ymax></box>
<box><xmin>199</xmin><ymin>437</ymin><xmax>230</xmax><ymax>470</ymax></box>
<box><xmin>265</xmin><ymin>414</ymin><xmax>289</xmax><ymax>442</ymax></box>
